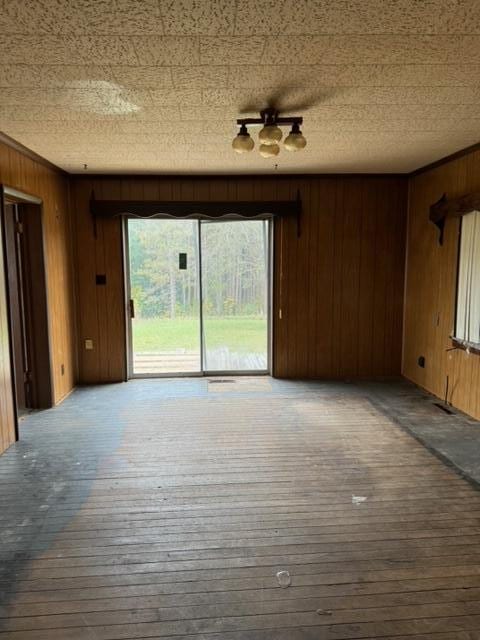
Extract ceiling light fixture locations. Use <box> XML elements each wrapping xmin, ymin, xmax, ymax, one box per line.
<box><xmin>259</xmin><ymin>143</ymin><xmax>280</xmax><ymax>158</ymax></box>
<box><xmin>259</xmin><ymin>124</ymin><xmax>282</xmax><ymax>146</ymax></box>
<box><xmin>284</xmin><ymin>122</ymin><xmax>307</xmax><ymax>151</ymax></box>
<box><xmin>232</xmin><ymin>123</ymin><xmax>255</xmax><ymax>153</ymax></box>
<box><xmin>232</xmin><ymin>108</ymin><xmax>306</xmax><ymax>158</ymax></box>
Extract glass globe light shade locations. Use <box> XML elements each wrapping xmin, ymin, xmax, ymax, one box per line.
<box><xmin>232</xmin><ymin>125</ymin><xmax>254</xmax><ymax>153</ymax></box>
<box><xmin>259</xmin><ymin>124</ymin><xmax>282</xmax><ymax>145</ymax></box>
<box><xmin>259</xmin><ymin>143</ymin><xmax>280</xmax><ymax>158</ymax></box>
<box><xmin>284</xmin><ymin>124</ymin><xmax>307</xmax><ymax>151</ymax></box>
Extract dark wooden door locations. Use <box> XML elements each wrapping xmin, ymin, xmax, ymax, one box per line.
<box><xmin>3</xmin><ymin>201</ymin><xmax>53</xmax><ymax>412</ymax></box>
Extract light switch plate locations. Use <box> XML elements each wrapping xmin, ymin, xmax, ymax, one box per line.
<box><xmin>85</xmin><ymin>339</ymin><xmax>94</xmax><ymax>350</ymax></box>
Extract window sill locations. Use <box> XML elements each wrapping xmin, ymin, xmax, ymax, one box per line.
<box><xmin>451</xmin><ymin>337</ymin><xmax>480</xmax><ymax>356</ymax></box>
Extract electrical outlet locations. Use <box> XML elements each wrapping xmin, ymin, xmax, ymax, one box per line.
<box><xmin>85</xmin><ymin>339</ymin><xmax>94</xmax><ymax>350</ymax></box>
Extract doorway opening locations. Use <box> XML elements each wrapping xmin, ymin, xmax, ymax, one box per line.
<box><xmin>125</xmin><ymin>218</ymin><xmax>271</xmax><ymax>377</ymax></box>
<box><xmin>1</xmin><ymin>188</ymin><xmax>53</xmax><ymax>419</ymax></box>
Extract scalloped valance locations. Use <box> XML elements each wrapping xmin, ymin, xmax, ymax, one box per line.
<box><xmin>90</xmin><ymin>192</ymin><xmax>302</xmax><ymax>236</ymax></box>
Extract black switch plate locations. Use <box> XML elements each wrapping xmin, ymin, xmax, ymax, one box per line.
<box><xmin>96</xmin><ymin>274</ymin><xmax>107</xmax><ymax>285</ymax></box>
<box><xmin>418</xmin><ymin>356</ymin><xmax>425</xmax><ymax>368</ymax></box>
<box><xmin>179</xmin><ymin>253</ymin><xmax>187</xmax><ymax>270</ymax></box>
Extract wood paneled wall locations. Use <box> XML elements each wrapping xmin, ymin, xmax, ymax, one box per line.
<box><xmin>2</xmin><ymin>132</ymin><xmax>479</xmax><ymax>442</ymax></box>
<box><xmin>403</xmin><ymin>149</ymin><xmax>480</xmax><ymax>420</ymax></box>
<box><xmin>71</xmin><ymin>175</ymin><xmax>407</xmax><ymax>383</ymax></box>
<box><xmin>0</xmin><ymin>141</ymin><xmax>76</xmax><ymax>453</ymax></box>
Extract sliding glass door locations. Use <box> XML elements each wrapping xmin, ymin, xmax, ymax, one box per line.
<box><xmin>201</xmin><ymin>220</ymin><xmax>269</xmax><ymax>372</ymax></box>
<box><xmin>126</xmin><ymin>218</ymin><xmax>270</xmax><ymax>376</ymax></box>
<box><xmin>127</xmin><ymin>219</ymin><xmax>201</xmax><ymax>375</ymax></box>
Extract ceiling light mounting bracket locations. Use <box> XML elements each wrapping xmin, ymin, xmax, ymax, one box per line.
<box><xmin>236</xmin><ymin>108</ymin><xmax>303</xmax><ymax>128</ymax></box>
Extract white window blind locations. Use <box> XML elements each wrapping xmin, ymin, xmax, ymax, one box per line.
<box><xmin>455</xmin><ymin>210</ymin><xmax>480</xmax><ymax>347</ymax></box>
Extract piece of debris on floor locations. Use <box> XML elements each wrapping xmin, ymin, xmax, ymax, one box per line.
<box><xmin>276</xmin><ymin>570</ymin><xmax>291</xmax><ymax>588</ymax></box>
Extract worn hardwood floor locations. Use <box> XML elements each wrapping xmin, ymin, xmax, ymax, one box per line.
<box><xmin>1</xmin><ymin>378</ymin><xmax>480</xmax><ymax>639</ymax></box>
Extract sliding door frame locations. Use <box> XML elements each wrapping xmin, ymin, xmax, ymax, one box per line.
<box><xmin>200</xmin><ymin>218</ymin><xmax>272</xmax><ymax>377</ymax></box>
<box><xmin>123</xmin><ymin>219</ymin><xmax>133</xmax><ymax>379</ymax></box>
<box><xmin>124</xmin><ymin>217</ymin><xmax>203</xmax><ymax>379</ymax></box>
<box><xmin>123</xmin><ymin>216</ymin><xmax>273</xmax><ymax>379</ymax></box>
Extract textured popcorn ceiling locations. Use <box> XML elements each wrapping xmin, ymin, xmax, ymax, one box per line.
<box><xmin>1</xmin><ymin>0</ymin><xmax>480</xmax><ymax>174</ymax></box>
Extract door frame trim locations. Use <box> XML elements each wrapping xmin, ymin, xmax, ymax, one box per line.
<box><xmin>0</xmin><ymin>184</ymin><xmax>54</xmax><ymax>441</ymax></box>
<box><xmin>0</xmin><ymin>188</ymin><xmax>19</xmax><ymax>442</ymax></box>
<box><xmin>3</xmin><ymin>186</ymin><xmax>42</xmax><ymax>205</ymax></box>
<box><xmin>123</xmin><ymin>219</ymin><xmax>134</xmax><ymax>379</ymax></box>
<box><xmin>198</xmin><ymin>220</ymin><xmax>205</xmax><ymax>373</ymax></box>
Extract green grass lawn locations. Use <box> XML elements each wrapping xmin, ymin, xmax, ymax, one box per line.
<box><xmin>132</xmin><ymin>316</ymin><xmax>267</xmax><ymax>353</ymax></box>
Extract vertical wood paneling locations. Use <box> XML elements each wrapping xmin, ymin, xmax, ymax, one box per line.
<box><xmin>105</xmin><ymin>219</ymin><xmax>126</xmax><ymax>380</ymax></box>
<box><xmin>339</xmin><ymin>178</ymin><xmax>363</xmax><ymax>376</ymax></box>
<box><xmin>316</xmin><ymin>179</ymin><xmax>336</xmax><ymax>377</ymax></box>
<box><xmin>392</xmin><ymin>189</ymin><xmax>407</xmax><ymax>373</ymax></box>
<box><xmin>331</xmin><ymin>180</ymin><xmax>344</xmax><ymax>378</ymax></box>
<box><xmin>71</xmin><ymin>175</ymin><xmax>407</xmax><ymax>383</ymax></box>
<box><xmin>72</xmin><ymin>178</ymin><xmax>99</xmax><ymax>382</ymax></box>
<box><xmin>404</xmin><ymin>150</ymin><xmax>480</xmax><ymax>419</ymax></box>
<box><xmin>357</xmin><ymin>181</ymin><xmax>377</xmax><ymax>375</ymax></box>
<box><xmin>305</xmin><ymin>179</ymin><xmax>319</xmax><ymax>377</ymax></box>
<box><xmin>0</xmin><ymin>141</ymin><xmax>76</xmax><ymax>453</ymax></box>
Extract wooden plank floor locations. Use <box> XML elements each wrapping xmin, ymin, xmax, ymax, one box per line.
<box><xmin>1</xmin><ymin>378</ymin><xmax>480</xmax><ymax>639</ymax></box>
